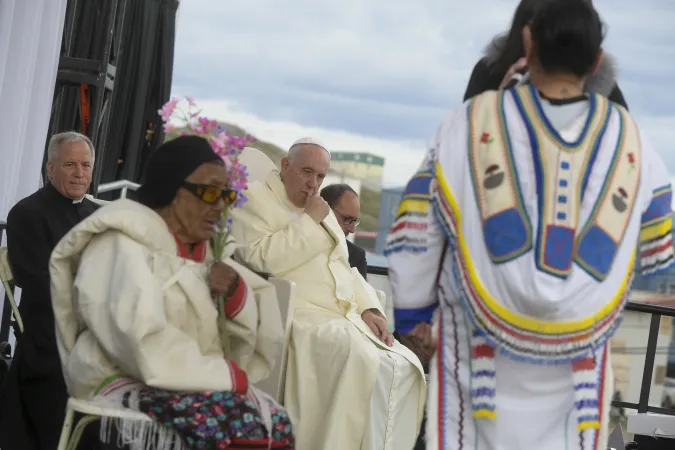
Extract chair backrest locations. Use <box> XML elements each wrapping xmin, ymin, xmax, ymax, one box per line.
<box><xmin>0</xmin><ymin>247</ymin><xmax>13</xmax><ymax>283</ymax></box>
<box><xmin>85</xmin><ymin>194</ymin><xmax>109</xmax><ymax>206</ymax></box>
<box><xmin>254</xmin><ymin>278</ymin><xmax>295</xmax><ymax>402</ymax></box>
<box><xmin>0</xmin><ymin>246</ymin><xmax>23</xmax><ymax>334</ymax></box>
<box><xmin>239</xmin><ymin>147</ymin><xmax>278</xmax><ymax>184</ymax></box>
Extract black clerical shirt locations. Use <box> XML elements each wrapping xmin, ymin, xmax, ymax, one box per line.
<box><xmin>0</xmin><ymin>183</ymin><xmax>99</xmax><ymax>449</ymax></box>
<box><xmin>6</xmin><ymin>182</ymin><xmax>99</xmax><ymax>376</ymax></box>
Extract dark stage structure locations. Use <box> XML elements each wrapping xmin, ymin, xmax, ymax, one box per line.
<box><xmin>45</xmin><ymin>0</ymin><xmax>179</xmax><ymax>198</ymax></box>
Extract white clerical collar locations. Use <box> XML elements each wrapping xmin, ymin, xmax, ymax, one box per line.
<box><xmin>72</xmin><ymin>196</ymin><xmax>85</xmax><ymax>204</ymax></box>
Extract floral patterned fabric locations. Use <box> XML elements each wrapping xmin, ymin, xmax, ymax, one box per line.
<box><xmin>137</xmin><ymin>388</ymin><xmax>294</xmax><ymax>449</ymax></box>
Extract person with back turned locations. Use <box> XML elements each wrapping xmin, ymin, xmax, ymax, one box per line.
<box><xmin>386</xmin><ymin>1</ymin><xmax>673</xmax><ymax>449</ymax></box>
<box><xmin>0</xmin><ymin>131</ymin><xmax>100</xmax><ymax>449</ymax></box>
<box><xmin>463</xmin><ymin>0</ymin><xmax>629</xmax><ymax>110</ymax></box>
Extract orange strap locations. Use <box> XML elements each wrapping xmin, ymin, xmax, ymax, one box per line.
<box><xmin>80</xmin><ymin>84</ymin><xmax>90</xmax><ymax>135</ymax></box>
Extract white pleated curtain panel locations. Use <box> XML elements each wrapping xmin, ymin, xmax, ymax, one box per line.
<box><xmin>0</xmin><ymin>0</ymin><xmax>68</xmax><ymax>340</ymax></box>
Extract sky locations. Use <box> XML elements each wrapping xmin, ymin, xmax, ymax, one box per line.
<box><xmin>172</xmin><ymin>0</ymin><xmax>675</xmax><ymax>188</ymax></box>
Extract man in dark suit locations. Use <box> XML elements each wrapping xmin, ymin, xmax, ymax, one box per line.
<box><xmin>320</xmin><ymin>184</ymin><xmax>368</xmax><ymax>279</ymax></box>
<box><xmin>0</xmin><ymin>131</ymin><xmax>100</xmax><ymax>449</ymax></box>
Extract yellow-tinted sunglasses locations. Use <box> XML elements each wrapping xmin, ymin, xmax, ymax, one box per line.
<box><xmin>182</xmin><ymin>181</ymin><xmax>238</xmax><ymax>205</ymax></box>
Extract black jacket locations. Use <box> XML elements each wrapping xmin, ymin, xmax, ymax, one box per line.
<box><xmin>463</xmin><ymin>35</ymin><xmax>628</xmax><ymax>109</ymax></box>
<box><xmin>347</xmin><ymin>240</ymin><xmax>368</xmax><ymax>280</ymax></box>
<box><xmin>0</xmin><ymin>183</ymin><xmax>99</xmax><ymax>449</ymax></box>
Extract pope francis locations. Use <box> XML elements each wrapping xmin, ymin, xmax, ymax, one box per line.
<box><xmin>230</xmin><ymin>138</ymin><xmax>426</xmax><ymax>450</ymax></box>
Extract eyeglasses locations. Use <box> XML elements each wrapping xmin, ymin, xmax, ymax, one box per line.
<box><xmin>335</xmin><ymin>210</ymin><xmax>361</xmax><ymax>227</ymax></box>
<box><xmin>181</xmin><ymin>181</ymin><xmax>238</xmax><ymax>205</ymax></box>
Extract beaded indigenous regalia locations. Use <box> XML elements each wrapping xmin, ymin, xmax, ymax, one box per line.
<box><xmin>386</xmin><ymin>85</ymin><xmax>673</xmax><ymax>450</ymax></box>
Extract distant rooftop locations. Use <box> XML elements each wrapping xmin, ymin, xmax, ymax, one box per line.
<box><xmin>631</xmin><ymin>290</ymin><xmax>675</xmax><ymax>309</ymax></box>
<box><xmin>331</xmin><ymin>152</ymin><xmax>385</xmax><ymax>167</ymax></box>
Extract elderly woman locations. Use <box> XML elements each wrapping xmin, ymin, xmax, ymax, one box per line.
<box><xmin>49</xmin><ymin>136</ymin><xmax>294</xmax><ymax>449</ymax></box>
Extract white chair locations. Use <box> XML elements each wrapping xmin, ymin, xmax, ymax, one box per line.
<box><xmin>56</xmin><ymin>278</ymin><xmax>296</xmax><ymax>449</ymax></box>
<box><xmin>56</xmin><ymin>397</ymin><xmax>153</xmax><ymax>450</ymax></box>
<box><xmin>239</xmin><ymin>146</ymin><xmax>278</xmax><ymax>183</ymax></box>
<box><xmin>0</xmin><ymin>246</ymin><xmax>23</xmax><ymax>334</ymax></box>
<box><xmin>254</xmin><ymin>278</ymin><xmax>296</xmax><ymax>402</ymax></box>
<box><xmin>85</xmin><ymin>194</ymin><xmax>109</xmax><ymax>206</ymax></box>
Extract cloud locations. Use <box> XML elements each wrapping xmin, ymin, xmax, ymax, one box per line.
<box><xmin>173</xmin><ymin>0</ymin><xmax>675</xmax><ymax>186</ymax></box>
<box><xmin>192</xmin><ymin>99</ymin><xmax>427</xmax><ymax>186</ymax></box>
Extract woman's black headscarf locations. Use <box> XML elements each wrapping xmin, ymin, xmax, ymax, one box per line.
<box><xmin>136</xmin><ymin>135</ymin><xmax>223</xmax><ymax>208</ymax></box>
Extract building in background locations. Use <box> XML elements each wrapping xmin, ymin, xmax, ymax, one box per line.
<box><xmin>323</xmin><ymin>172</ymin><xmax>362</xmax><ymax>198</ymax></box>
<box><xmin>330</xmin><ymin>152</ymin><xmax>385</xmax><ymax>191</ymax></box>
<box><xmin>375</xmin><ymin>187</ymin><xmax>404</xmax><ymax>254</ymax></box>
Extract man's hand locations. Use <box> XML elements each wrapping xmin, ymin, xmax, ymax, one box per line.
<box><xmin>305</xmin><ymin>195</ymin><xmax>330</xmax><ymax>223</ymax></box>
<box><xmin>398</xmin><ymin>322</ymin><xmax>435</xmax><ymax>363</ymax></box>
<box><xmin>410</xmin><ymin>322</ymin><xmax>433</xmax><ymax>348</ymax></box>
<box><xmin>209</xmin><ymin>261</ymin><xmax>240</xmax><ymax>297</ymax></box>
<box><xmin>362</xmin><ymin>309</ymin><xmax>394</xmax><ymax>347</ymax></box>
<box><xmin>499</xmin><ymin>57</ymin><xmax>528</xmax><ymax>89</ymax></box>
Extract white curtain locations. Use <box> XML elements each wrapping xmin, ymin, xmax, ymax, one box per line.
<box><xmin>0</xmin><ymin>0</ymin><xmax>68</xmax><ymax>346</ymax></box>
<box><xmin>0</xmin><ymin>0</ymin><xmax>66</xmax><ymax>222</ymax></box>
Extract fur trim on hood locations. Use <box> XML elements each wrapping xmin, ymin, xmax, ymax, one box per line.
<box><xmin>484</xmin><ymin>34</ymin><xmax>617</xmax><ymax>97</ymax></box>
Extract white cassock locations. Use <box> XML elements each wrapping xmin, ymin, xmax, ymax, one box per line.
<box><xmin>386</xmin><ymin>85</ymin><xmax>674</xmax><ymax>450</ymax></box>
<box><xmin>230</xmin><ymin>172</ymin><xmax>426</xmax><ymax>450</ymax></box>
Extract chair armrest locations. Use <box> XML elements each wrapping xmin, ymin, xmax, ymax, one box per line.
<box><xmin>256</xmin><ymin>278</ymin><xmax>296</xmax><ymax>401</ymax></box>
<box><xmin>67</xmin><ymin>398</ymin><xmax>152</xmax><ymax>421</ymax></box>
<box><xmin>267</xmin><ymin>278</ymin><xmax>295</xmax><ymax>329</ymax></box>
<box><xmin>374</xmin><ymin>289</ymin><xmax>386</xmax><ymax>310</ymax></box>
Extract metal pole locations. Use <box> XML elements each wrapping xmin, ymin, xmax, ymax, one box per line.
<box><xmin>637</xmin><ymin>313</ymin><xmax>661</xmax><ymax>413</ymax></box>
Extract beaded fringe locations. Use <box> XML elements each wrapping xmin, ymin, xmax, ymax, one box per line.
<box><xmin>469</xmin><ymin>332</ymin><xmax>601</xmax><ymax>431</ymax></box>
<box><xmin>98</xmin><ymin>416</ymin><xmax>185</xmax><ymax>450</ymax></box>
<box><xmin>470</xmin><ymin>331</ymin><xmax>497</xmax><ymax>420</ymax></box>
<box><xmin>572</xmin><ymin>355</ymin><xmax>601</xmax><ymax>431</ymax></box>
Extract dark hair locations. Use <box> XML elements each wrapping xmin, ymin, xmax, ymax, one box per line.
<box><xmin>320</xmin><ymin>184</ymin><xmax>358</xmax><ymax>208</ymax></box>
<box><xmin>490</xmin><ymin>0</ymin><xmax>548</xmax><ymax>79</ymax></box>
<box><xmin>137</xmin><ymin>136</ymin><xmax>222</xmax><ymax>209</ymax></box>
<box><xmin>530</xmin><ymin>0</ymin><xmax>603</xmax><ymax>77</ymax></box>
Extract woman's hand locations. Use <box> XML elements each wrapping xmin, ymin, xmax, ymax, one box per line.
<box><xmin>209</xmin><ymin>261</ymin><xmax>240</xmax><ymax>297</ymax></box>
<box><xmin>362</xmin><ymin>309</ymin><xmax>394</xmax><ymax>347</ymax></box>
<box><xmin>499</xmin><ymin>57</ymin><xmax>528</xmax><ymax>89</ymax></box>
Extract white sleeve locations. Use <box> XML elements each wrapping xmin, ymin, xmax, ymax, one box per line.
<box><xmin>637</xmin><ymin>137</ymin><xmax>673</xmax><ymax>276</ymax></box>
<box><xmin>219</xmin><ymin>259</ymin><xmax>284</xmax><ymax>384</ymax></box>
<box><xmin>74</xmin><ymin>232</ymin><xmax>248</xmax><ymax>394</ymax></box>
<box><xmin>385</xmin><ymin>128</ymin><xmax>447</xmax><ymax>334</ymax></box>
<box><xmin>230</xmin><ymin>188</ymin><xmax>333</xmax><ymax>276</ymax></box>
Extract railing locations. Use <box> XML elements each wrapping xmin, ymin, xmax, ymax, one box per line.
<box><xmin>366</xmin><ymin>264</ymin><xmax>675</xmax><ymax>417</ymax></box>
<box><xmin>96</xmin><ymin>179</ymin><xmax>139</xmax><ymax>198</ymax></box>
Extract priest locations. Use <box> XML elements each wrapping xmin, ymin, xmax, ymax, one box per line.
<box><xmin>230</xmin><ymin>138</ymin><xmax>426</xmax><ymax>450</ymax></box>
<box><xmin>0</xmin><ymin>132</ymin><xmax>100</xmax><ymax>449</ymax></box>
